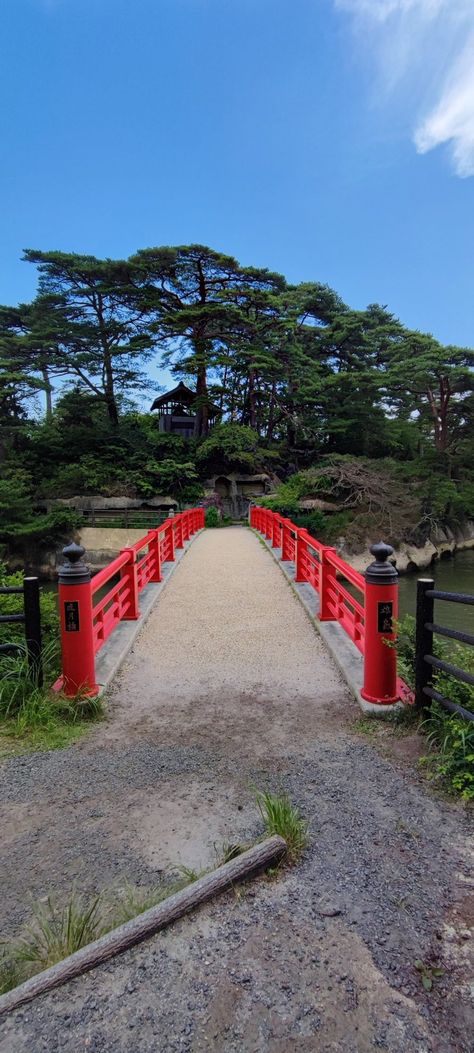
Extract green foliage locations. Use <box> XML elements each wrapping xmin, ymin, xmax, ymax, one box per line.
<box><xmin>196</xmin><ymin>422</ymin><xmax>261</xmax><ymax>475</ymax></box>
<box><xmin>0</xmin><ymin>891</ymin><xmax>108</xmax><ymax>992</ymax></box>
<box><xmin>255</xmin><ymin>789</ymin><xmax>308</xmax><ymax>863</ymax></box>
<box><xmin>395</xmin><ymin>615</ymin><xmax>474</xmax><ymax>799</ymax></box>
<box><xmin>0</xmin><ymin>243</ymin><xmax>473</xmax><ymax>567</ymax></box>
<box><xmin>423</xmin><ymin>705</ymin><xmax>474</xmax><ymax>799</ymax></box>
<box><xmin>0</xmin><ymin>470</ymin><xmax>33</xmax><ymax>529</ymax></box>
<box><xmin>110</xmin><ymin>875</ymin><xmax>196</xmax><ymax>926</ymax></box>
<box><xmin>0</xmin><ymin>636</ymin><xmax>103</xmax><ymax>753</ymax></box>
<box><xmin>205</xmin><ymin>506</ymin><xmax>220</xmax><ymax>528</ymax></box>
<box><xmin>0</xmin><ymin>565</ymin><xmax>59</xmax><ymax>651</ymax></box>
<box><xmin>413</xmin><ymin>959</ymin><xmax>444</xmax><ymax>992</ymax></box>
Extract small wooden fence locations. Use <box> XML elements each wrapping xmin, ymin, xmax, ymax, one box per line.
<box><xmin>415</xmin><ymin>578</ymin><xmax>474</xmax><ymax>720</ymax></box>
<box><xmin>57</xmin><ymin>508</ymin><xmax>204</xmax><ymax>697</ymax></box>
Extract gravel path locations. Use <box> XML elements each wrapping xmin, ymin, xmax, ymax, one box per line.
<box><xmin>1</xmin><ymin>526</ymin><xmax>473</xmax><ymax>1051</ymax></box>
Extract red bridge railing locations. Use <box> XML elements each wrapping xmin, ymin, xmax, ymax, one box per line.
<box><xmin>56</xmin><ymin>507</ymin><xmax>205</xmax><ymax>697</ymax></box>
<box><xmin>251</xmin><ymin>505</ymin><xmax>409</xmax><ymax>707</ymax></box>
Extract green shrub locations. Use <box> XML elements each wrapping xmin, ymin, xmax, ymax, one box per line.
<box><xmin>394</xmin><ymin>615</ymin><xmax>474</xmax><ymax>799</ymax></box>
<box><xmin>0</xmin><ymin>565</ymin><xmax>59</xmax><ymax>652</ymax></box>
<box><xmin>205</xmin><ymin>506</ymin><xmax>220</xmax><ymax>528</ymax></box>
<box><xmin>423</xmin><ymin>704</ymin><xmax>474</xmax><ymax>799</ymax></box>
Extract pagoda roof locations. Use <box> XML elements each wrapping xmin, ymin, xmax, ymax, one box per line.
<box><xmin>151</xmin><ymin>381</ymin><xmax>222</xmax><ymax>417</ymax></box>
<box><xmin>151</xmin><ymin>381</ymin><xmax>196</xmax><ymax>410</ymax></box>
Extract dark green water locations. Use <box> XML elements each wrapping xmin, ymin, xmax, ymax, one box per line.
<box><xmin>398</xmin><ymin>549</ymin><xmax>474</xmax><ymax>635</ymax></box>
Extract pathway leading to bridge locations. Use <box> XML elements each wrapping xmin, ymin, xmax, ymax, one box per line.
<box><xmin>1</xmin><ymin>527</ymin><xmax>473</xmax><ymax>1052</ymax></box>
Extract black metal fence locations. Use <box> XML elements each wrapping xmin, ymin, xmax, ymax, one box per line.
<box><xmin>415</xmin><ymin>578</ymin><xmax>474</xmax><ymax>721</ymax></box>
<box><xmin>0</xmin><ymin>577</ymin><xmax>43</xmax><ymax>686</ymax></box>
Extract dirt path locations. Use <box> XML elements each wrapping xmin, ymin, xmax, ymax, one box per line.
<box><xmin>0</xmin><ymin>527</ymin><xmax>473</xmax><ymax>1051</ymax></box>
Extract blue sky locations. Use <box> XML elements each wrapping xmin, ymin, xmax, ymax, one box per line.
<box><xmin>1</xmin><ymin>0</ymin><xmax>473</xmax><ymax>352</ymax></box>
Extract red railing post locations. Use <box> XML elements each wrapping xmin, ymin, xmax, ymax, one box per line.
<box><xmin>120</xmin><ymin>548</ymin><xmax>140</xmax><ymax>619</ymax></box>
<box><xmin>361</xmin><ymin>542</ymin><xmax>399</xmax><ymax>705</ymax></box>
<box><xmin>272</xmin><ymin>513</ymin><xmax>280</xmax><ymax>548</ymax></box>
<box><xmin>149</xmin><ymin>529</ymin><xmax>162</xmax><ymax>582</ymax></box>
<box><xmin>295</xmin><ymin>530</ymin><xmax>307</xmax><ymax>583</ymax></box>
<box><xmin>57</xmin><ymin>543</ymin><xmax>99</xmax><ymax>698</ymax></box>
<box><xmin>281</xmin><ymin>519</ymin><xmax>293</xmax><ymax>561</ymax></box>
<box><xmin>168</xmin><ymin>520</ymin><xmax>176</xmax><ymax>560</ymax></box>
<box><xmin>182</xmin><ymin>512</ymin><xmax>190</xmax><ymax>543</ymax></box>
<box><xmin>175</xmin><ymin>514</ymin><xmax>184</xmax><ymax>549</ymax></box>
<box><xmin>318</xmin><ymin>547</ymin><xmax>338</xmax><ymax>620</ymax></box>
<box><xmin>264</xmin><ymin>510</ymin><xmax>272</xmax><ymax>540</ymax></box>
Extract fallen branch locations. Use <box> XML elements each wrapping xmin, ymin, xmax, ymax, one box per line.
<box><xmin>0</xmin><ymin>835</ymin><xmax>286</xmax><ymax>1017</ymax></box>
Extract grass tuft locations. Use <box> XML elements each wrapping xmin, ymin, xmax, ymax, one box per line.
<box><xmin>110</xmin><ymin>875</ymin><xmax>196</xmax><ymax>926</ymax></box>
<box><xmin>0</xmin><ymin>891</ymin><xmax>108</xmax><ymax>993</ymax></box>
<box><xmin>255</xmin><ymin>789</ymin><xmax>308</xmax><ymax>864</ymax></box>
<box><xmin>215</xmin><ymin>841</ymin><xmax>244</xmax><ymax>866</ymax></box>
<box><xmin>0</xmin><ymin>645</ymin><xmax>104</xmax><ymax>754</ymax></box>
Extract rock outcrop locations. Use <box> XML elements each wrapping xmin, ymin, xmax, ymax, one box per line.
<box><xmin>342</xmin><ymin>521</ymin><xmax>474</xmax><ymax>575</ymax></box>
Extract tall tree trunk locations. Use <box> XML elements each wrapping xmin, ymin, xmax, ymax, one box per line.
<box><xmin>248</xmin><ymin>368</ymin><xmax>257</xmax><ymax>430</ymax></box>
<box><xmin>96</xmin><ymin>296</ymin><xmax>119</xmax><ymax>425</ymax></box>
<box><xmin>41</xmin><ymin>364</ymin><xmax>53</xmax><ymax>421</ymax></box>
<box><xmin>427</xmin><ymin>378</ymin><xmax>450</xmax><ymax>454</ymax></box>
<box><xmin>194</xmin><ymin>356</ymin><xmax>209</xmax><ymax>437</ymax></box>
<box><xmin>240</xmin><ymin>380</ymin><xmax>249</xmax><ymax>424</ymax></box>
<box><xmin>219</xmin><ymin>365</ymin><xmax>228</xmax><ymax>412</ymax></box>
<box><xmin>266</xmin><ymin>380</ymin><xmax>276</xmax><ymax>442</ymax></box>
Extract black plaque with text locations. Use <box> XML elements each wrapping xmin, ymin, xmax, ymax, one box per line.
<box><xmin>377</xmin><ymin>601</ymin><xmax>393</xmax><ymax>634</ymax></box>
<box><xmin>64</xmin><ymin>601</ymin><xmax>80</xmax><ymax>632</ymax></box>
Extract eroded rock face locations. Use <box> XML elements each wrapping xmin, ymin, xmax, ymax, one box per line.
<box><xmin>341</xmin><ymin>521</ymin><xmax>474</xmax><ymax>575</ymax></box>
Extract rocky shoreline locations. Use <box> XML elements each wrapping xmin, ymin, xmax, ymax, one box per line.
<box><xmin>5</xmin><ymin>519</ymin><xmax>474</xmax><ymax>581</ymax></box>
<box><xmin>345</xmin><ymin>521</ymin><xmax>474</xmax><ymax>576</ymax></box>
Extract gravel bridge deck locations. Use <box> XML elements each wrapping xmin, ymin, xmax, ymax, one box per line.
<box><xmin>0</xmin><ymin>526</ymin><xmax>473</xmax><ymax>1052</ymax></box>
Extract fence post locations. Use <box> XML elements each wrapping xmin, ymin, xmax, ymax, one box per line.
<box><xmin>318</xmin><ymin>547</ymin><xmax>337</xmax><ymax>619</ymax></box>
<box><xmin>120</xmin><ymin>548</ymin><xmax>140</xmax><ymax>619</ymax></box>
<box><xmin>295</xmin><ymin>531</ymin><xmax>307</xmax><ymax>582</ymax></box>
<box><xmin>415</xmin><ymin>578</ymin><xmax>434</xmax><ymax>710</ymax></box>
<box><xmin>148</xmin><ymin>530</ymin><xmax>162</xmax><ymax>583</ymax></box>
<box><xmin>58</xmin><ymin>544</ymin><xmax>98</xmax><ymax>698</ymax></box>
<box><xmin>23</xmin><ymin>577</ymin><xmax>43</xmax><ymax>687</ymax></box>
<box><xmin>361</xmin><ymin>541</ymin><xmax>399</xmax><ymax>705</ymax></box>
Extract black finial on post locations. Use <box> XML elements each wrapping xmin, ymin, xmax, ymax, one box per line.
<box><xmin>365</xmin><ymin>541</ymin><xmax>398</xmax><ymax>585</ymax></box>
<box><xmin>58</xmin><ymin>543</ymin><xmax>91</xmax><ymax>585</ymax></box>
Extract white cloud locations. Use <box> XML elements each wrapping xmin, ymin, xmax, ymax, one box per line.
<box><xmin>335</xmin><ymin>0</ymin><xmax>474</xmax><ymax>177</ymax></box>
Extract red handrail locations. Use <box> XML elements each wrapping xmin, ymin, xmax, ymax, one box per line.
<box><xmin>57</xmin><ymin>507</ymin><xmax>205</xmax><ymax>696</ymax></box>
<box><xmin>250</xmin><ymin>505</ymin><xmax>403</xmax><ymax>705</ymax></box>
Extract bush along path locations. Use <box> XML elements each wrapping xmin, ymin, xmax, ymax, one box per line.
<box><xmin>0</xmin><ymin>527</ymin><xmax>473</xmax><ymax>1052</ymax></box>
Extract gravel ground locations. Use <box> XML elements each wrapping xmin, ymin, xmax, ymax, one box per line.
<box><xmin>0</xmin><ymin>526</ymin><xmax>473</xmax><ymax>1052</ymax></box>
